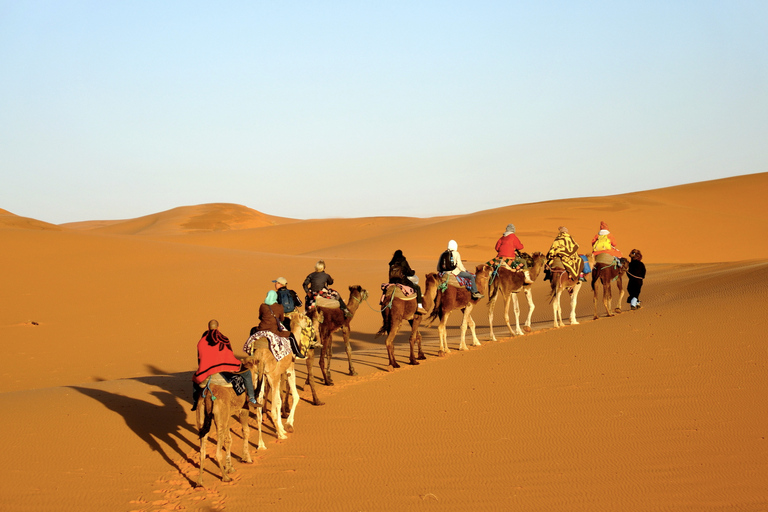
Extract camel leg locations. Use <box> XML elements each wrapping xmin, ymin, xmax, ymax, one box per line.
<box><xmin>523</xmin><ymin>288</ymin><xmax>535</xmax><ymax>333</ymax></box>
<box><xmin>409</xmin><ymin>316</ymin><xmax>423</xmax><ymax>364</ymax></box>
<box><xmin>239</xmin><ymin>408</ymin><xmax>252</xmax><ymax>463</ymax></box>
<box><xmin>270</xmin><ymin>375</ymin><xmax>287</xmax><ymax>440</ymax></box>
<box><xmin>384</xmin><ymin>320</ymin><xmax>402</xmax><ymax>369</ymax></box>
<box><xmin>569</xmin><ymin>282</ymin><xmax>581</xmax><ymax>325</ymax></box>
<box><xmin>459</xmin><ymin>309</ymin><xmax>469</xmax><ymax>351</ymax></box>
<box><xmin>553</xmin><ymin>288</ymin><xmax>563</xmax><ymax>328</ymax></box>
<box><xmin>615</xmin><ymin>278</ymin><xmax>625</xmax><ymax>313</ymax></box>
<box><xmin>415</xmin><ymin>326</ymin><xmax>426</xmax><ymax>361</ymax></box>
<box><xmin>488</xmin><ymin>292</ymin><xmax>498</xmax><ymax>341</ymax></box>
<box><xmin>319</xmin><ymin>337</ymin><xmax>333</xmax><ymax>386</ymax></box>
<box><xmin>214</xmin><ymin>407</ymin><xmax>233</xmax><ymax>481</ymax></box>
<box><xmin>603</xmin><ymin>280</ymin><xmax>613</xmax><ymax>317</ymax></box>
<box><xmin>438</xmin><ymin>317</ymin><xmax>450</xmax><ymax>355</ymax></box>
<box><xmin>467</xmin><ymin>305</ymin><xmax>480</xmax><ymax>346</ymax></box>
<box><xmin>255</xmin><ymin>406</ymin><xmax>267</xmax><ymax>450</ymax></box>
<box><xmin>511</xmin><ymin>293</ymin><xmax>524</xmax><ymax>336</ymax></box>
<box><xmin>592</xmin><ymin>272</ymin><xmax>601</xmax><ymax>320</ymax></box>
<box><xmin>503</xmin><ymin>293</ymin><xmax>515</xmax><ymax>338</ymax></box>
<box><xmin>283</xmin><ymin>363</ymin><xmax>300</xmax><ymax>433</ymax></box>
<box><xmin>343</xmin><ymin>326</ymin><xmax>357</xmax><ymax>376</ymax></box>
<box><xmin>304</xmin><ymin>351</ymin><xmax>324</xmax><ymax>406</ymax></box>
<box><xmin>196</xmin><ymin>404</ymin><xmax>208</xmax><ymax>487</ymax></box>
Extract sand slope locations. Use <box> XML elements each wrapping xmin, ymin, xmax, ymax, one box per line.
<box><xmin>1</xmin><ymin>173</ymin><xmax>767</xmax><ymax>511</ymax></box>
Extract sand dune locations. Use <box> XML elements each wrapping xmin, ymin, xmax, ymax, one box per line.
<box><xmin>1</xmin><ymin>173</ymin><xmax>767</xmax><ymax>511</ymax></box>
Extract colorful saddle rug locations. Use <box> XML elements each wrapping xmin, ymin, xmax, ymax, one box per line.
<box><xmin>437</xmin><ymin>272</ymin><xmax>474</xmax><ymax>291</ymax></box>
<box><xmin>379</xmin><ymin>283</ymin><xmax>416</xmax><ymax>305</ymax></box>
<box><xmin>244</xmin><ymin>330</ymin><xmax>292</xmax><ymax>362</ymax></box>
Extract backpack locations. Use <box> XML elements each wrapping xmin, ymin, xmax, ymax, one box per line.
<box><xmin>593</xmin><ymin>234</ymin><xmax>612</xmax><ymax>252</ymax></box>
<box><xmin>277</xmin><ymin>288</ymin><xmax>296</xmax><ymax>313</ymax></box>
<box><xmin>438</xmin><ymin>249</ymin><xmax>456</xmax><ymax>272</ymax></box>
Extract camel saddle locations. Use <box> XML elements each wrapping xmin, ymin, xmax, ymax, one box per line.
<box><xmin>594</xmin><ymin>253</ymin><xmax>619</xmax><ymax>265</ymax></box>
<box><xmin>380</xmin><ymin>283</ymin><xmax>417</xmax><ymax>305</ymax></box>
<box><xmin>438</xmin><ymin>272</ymin><xmax>473</xmax><ymax>290</ymax></box>
<box><xmin>314</xmin><ymin>296</ymin><xmax>341</xmax><ymax>308</ymax></box>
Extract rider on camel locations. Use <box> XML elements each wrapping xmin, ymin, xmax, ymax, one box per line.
<box><xmin>493</xmin><ymin>223</ymin><xmax>533</xmax><ymax>284</ymax></box>
<box><xmin>545</xmin><ymin>226</ymin><xmax>582</xmax><ymax>282</ymax></box>
<box><xmin>303</xmin><ymin>260</ymin><xmax>352</xmax><ymax>318</ymax></box>
<box><xmin>440</xmin><ymin>240</ymin><xmax>483</xmax><ymax>300</ymax></box>
<box><xmin>388</xmin><ymin>249</ymin><xmax>428</xmax><ymax>315</ymax></box>
<box><xmin>591</xmin><ymin>221</ymin><xmax>622</xmax><ymax>262</ymax></box>
<box><xmin>192</xmin><ymin>319</ymin><xmax>258</xmax><ymax>410</ymax></box>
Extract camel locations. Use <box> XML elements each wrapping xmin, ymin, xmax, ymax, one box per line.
<box><xmin>307</xmin><ymin>285</ymin><xmax>368</xmax><ymax>386</ymax></box>
<box><xmin>591</xmin><ymin>255</ymin><xmax>629</xmax><ymax>319</ymax></box>
<box><xmin>425</xmin><ymin>265</ymin><xmax>491</xmax><ymax>355</ymax></box>
<box><xmin>548</xmin><ymin>256</ymin><xmax>585</xmax><ymax>328</ymax></box>
<box><xmin>377</xmin><ymin>284</ymin><xmax>434</xmax><ymax>369</ymax></box>
<box><xmin>195</xmin><ymin>367</ymin><xmax>255</xmax><ymax>487</ymax></box>
<box><xmin>486</xmin><ymin>252</ymin><xmax>546</xmax><ymax>340</ymax></box>
<box><xmin>283</xmin><ymin>311</ymin><xmax>324</xmax><ymax>406</ymax></box>
<box><xmin>244</xmin><ymin>312</ymin><xmax>312</xmax><ymax>449</ymax></box>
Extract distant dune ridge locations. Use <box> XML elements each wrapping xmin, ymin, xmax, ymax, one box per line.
<box><xmin>1</xmin><ymin>173</ymin><xmax>767</xmax><ymax>511</ymax></box>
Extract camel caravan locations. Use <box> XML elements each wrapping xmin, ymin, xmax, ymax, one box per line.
<box><xmin>192</xmin><ymin>221</ymin><xmax>643</xmax><ymax>485</ymax></box>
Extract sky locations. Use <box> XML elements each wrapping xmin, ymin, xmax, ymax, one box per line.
<box><xmin>1</xmin><ymin>1</ymin><xmax>767</xmax><ymax>224</ymax></box>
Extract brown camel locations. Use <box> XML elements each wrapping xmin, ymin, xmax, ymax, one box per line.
<box><xmin>195</xmin><ymin>367</ymin><xmax>255</xmax><ymax>487</ymax></box>
<box><xmin>307</xmin><ymin>285</ymin><xmax>368</xmax><ymax>386</ymax></box>
<box><xmin>591</xmin><ymin>256</ymin><xmax>629</xmax><ymax>319</ymax></box>
<box><xmin>378</xmin><ymin>284</ymin><xmax>434</xmax><ymax>369</ymax></box>
<box><xmin>244</xmin><ymin>312</ymin><xmax>310</xmax><ymax>450</ymax></box>
<box><xmin>486</xmin><ymin>252</ymin><xmax>546</xmax><ymax>340</ymax></box>
<box><xmin>548</xmin><ymin>257</ymin><xmax>585</xmax><ymax>328</ymax></box>
<box><xmin>425</xmin><ymin>265</ymin><xmax>491</xmax><ymax>355</ymax></box>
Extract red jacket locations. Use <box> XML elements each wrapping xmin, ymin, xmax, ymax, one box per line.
<box><xmin>193</xmin><ymin>329</ymin><xmax>242</xmax><ymax>385</ymax></box>
<box><xmin>495</xmin><ymin>234</ymin><xmax>524</xmax><ymax>258</ymax></box>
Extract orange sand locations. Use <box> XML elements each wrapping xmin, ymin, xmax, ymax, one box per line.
<box><xmin>1</xmin><ymin>173</ymin><xmax>767</xmax><ymax>511</ymax></box>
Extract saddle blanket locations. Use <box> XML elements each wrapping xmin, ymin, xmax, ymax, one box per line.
<box><xmin>437</xmin><ymin>272</ymin><xmax>473</xmax><ymax>289</ymax></box>
<box><xmin>380</xmin><ymin>283</ymin><xmax>416</xmax><ymax>304</ymax></box>
<box><xmin>244</xmin><ymin>330</ymin><xmax>292</xmax><ymax>362</ymax></box>
<box><xmin>593</xmin><ymin>253</ymin><xmax>622</xmax><ymax>267</ymax></box>
<box><xmin>314</xmin><ymin>296</ymin><xmax>341</xmax><ymax>308</ymax></box>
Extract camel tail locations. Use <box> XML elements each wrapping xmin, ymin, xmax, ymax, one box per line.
<box><xmin>199</xmin><ymin>394</ymin><xmax>214</xmax><ymax>439</ymax></box>
<box><xmin>425</xmin><ymin>300</ymin><xmax>441</xmax><ymax>327</ymax></box>
<box><xmin>547</xmin><ymin>283</ymin><xmax>558</xmax><ymax>305</ymax></box>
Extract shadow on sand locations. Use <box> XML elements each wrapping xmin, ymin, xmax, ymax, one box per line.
<box><xmin>69</xmin><ymin>366</ymin><xmax>204</xmax><ymax>485</ymax></box>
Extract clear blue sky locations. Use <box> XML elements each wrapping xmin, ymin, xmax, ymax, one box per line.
<box><xmin>2</xmin><ymin>1</ymin><xmax>766</xmax><ymax>224</ymax></box>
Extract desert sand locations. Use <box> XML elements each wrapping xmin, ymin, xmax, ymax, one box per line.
<box><xmin>1</xmin><ymin>173</ymin><xmax>767</xmax><ymax>511</ymax></box>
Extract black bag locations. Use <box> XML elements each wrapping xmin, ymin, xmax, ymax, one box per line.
<box><xmin>277</xmin><ymin>288</ymin><xmax>296</xmax><ymax>313</ymax></box>
<box><xmin>437</xmin><ymin>249</ymin><xmax>456</xmax><ymax>272</ymax></box>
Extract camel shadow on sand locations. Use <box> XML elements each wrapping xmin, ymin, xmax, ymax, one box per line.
<box><xmin>68</xmin><ymin>365</ymin><xmax>207</xmax><ymax>485</ymax></box>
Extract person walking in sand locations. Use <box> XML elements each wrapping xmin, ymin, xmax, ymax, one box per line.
<box><xmin>303</xmin><ymin>260</ymin><xmax>352</xmax><ymax>317</ymax></box>
<box><xmin>626</xmin><ymin>249</ymin><xmax>646</xmax><ymax>310</ymax></box>
<box><xmin>192</xmin><ymin>319</ymin><xmax>258</xmax><ymax>410</ymax></box>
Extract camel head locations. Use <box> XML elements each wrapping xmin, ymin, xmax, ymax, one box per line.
<box><xmin>475</xmin><ymin>264</ymin><xmax>492</xmax><ymax>297</ymax></box>
<box><xmin>348</xmin><ymin>285</ymin><xmax>369</xmax><ymax>303</ymax></box>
